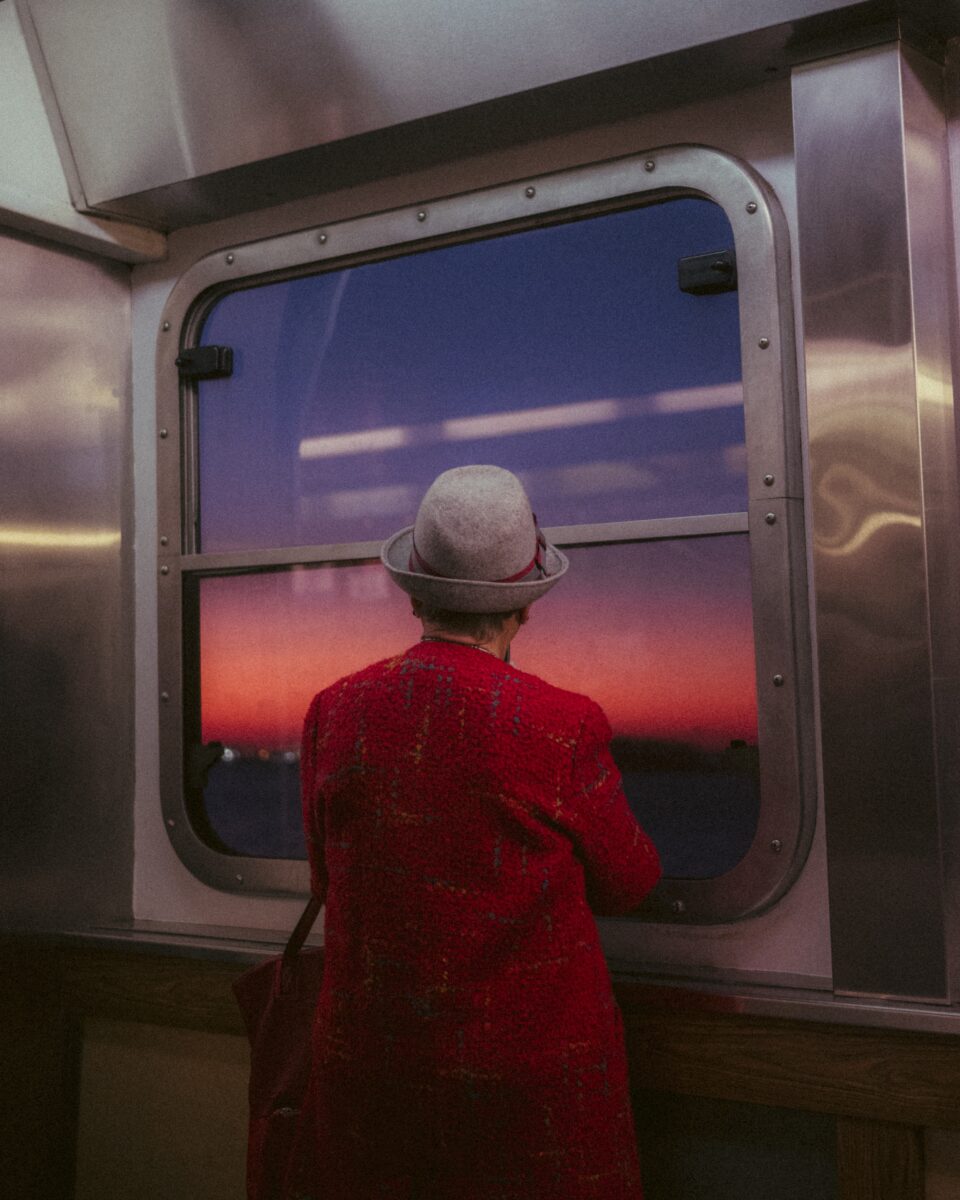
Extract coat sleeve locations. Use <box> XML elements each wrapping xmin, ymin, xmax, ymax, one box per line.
<box><xmin>300</xmin><ymin>693</ymin><xmax>329</xmax><ymax>902</ymax></box>
<box><xmin>564</xmin><ymin>700</ymin><xmax>661</xmax><ymax>915</ymax></box>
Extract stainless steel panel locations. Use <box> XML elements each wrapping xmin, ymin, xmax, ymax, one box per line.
<box><xmin>0</xmin><ymin>230</ymin><xmax>132</xmax><ymax>929</ymax></box>
<box><xmin>794</xmin><ymin>43</ymin><xmax>960</xmax><ymax>1001</ymax></box>
<box><xmin>0</xmin><ymin>3</ymin><xmax>165</xmax><ymax>263</ymax></box>
<box><xmin>904</xmin><ymin>44</ymin><xmax>960</xmax><ymax>1003</ymax></box>
<box><xmin>19</xmin><ymin>0</ymin><xmax>915</xmax><ymax>228</ymax></box>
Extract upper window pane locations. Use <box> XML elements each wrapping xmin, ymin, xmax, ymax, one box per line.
<box><xmin>197</xmin><ymin>198</ymin><xmax>743</xmax><ymax>552</ymax></box>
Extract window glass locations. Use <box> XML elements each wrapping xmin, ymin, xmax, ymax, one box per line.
<box><xmin>197</xmin><ymin>198</ymin><xmax>743</xmax><ymax>552</ymax></box>
<box><xmin>194</xmin><ymin>535</ymin><xmax>758</xmax><ymax>876</ymax></box>
<box><xmin>519</xmin><ymin>539</ymin><xmax>758</xmax><ymax>878</ymax></box>
<box><xmin>197</xmin><ymin>562</ymin><xmax>407</xmax><ymax>858</ymax></box>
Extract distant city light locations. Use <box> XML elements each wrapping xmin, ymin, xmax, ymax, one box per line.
<box><xmin>222</xmin><ymin>747</ymin><xmax>237</xmax><ymax>762</ymax></box>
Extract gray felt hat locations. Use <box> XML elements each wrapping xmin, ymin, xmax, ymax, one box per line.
<box><xmin>381</xmin><ymin>465</ymin><xmax>569</xmax><ymax>612</ymax></box>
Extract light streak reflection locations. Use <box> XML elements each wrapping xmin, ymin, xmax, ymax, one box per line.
<box><xmin>297</xmin><ymin>383</ymin><xmax>742</xmax><ymax>461</ymax></box>
<box><xmin>0</xmin><ymin>525</ymin><xmax>121</xmax><ymax>549</ymax></box>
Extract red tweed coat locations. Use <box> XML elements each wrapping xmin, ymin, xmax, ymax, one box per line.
<box><xmin>292</xmin><ymin>640</ymin><xmax>661</xmax><ymax>1200</ymax></box>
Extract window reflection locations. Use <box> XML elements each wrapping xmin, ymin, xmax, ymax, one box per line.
<box><xmin>197</xmin><ymin>198</ymin><xmax>743</xmax><ymax>551</ymax></box>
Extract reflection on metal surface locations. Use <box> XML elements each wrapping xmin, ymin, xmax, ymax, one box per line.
<box><xmin>794</xmin><ymin>43</ymin><xmax>960</xmax><ymax>1002</ymax></box>
<box><xmin>0</xmin><ymin>525</ymin><xmax>121</xmax><ymax>550</ymax></box>
<box><xmin>21</xmin><ymin>0</ymin><xmax>901</xmax><ymax>224</ymax></box>
<box><xmin>814</xmin><ymin>507</ymin><xmax>922</xmax><ymax>557</ymax></box>
<box><xmin>0</xmin><ymin>230</ymin><xmax>131</xmax><ymax>930</ymax></box>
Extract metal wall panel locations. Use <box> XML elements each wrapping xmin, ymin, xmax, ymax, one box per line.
<box><xmin>793</xmin><ymin>43</ymin><xmax>960</xmax><ymax>1001</ymax></box>
<box><xmin>20</xmin><ymin>0</ymin><xmax>907</xmax><ymax>227</ymax></box>
<box><xmin>0</xmin><ymin>3</ymin><xmax>167</xmax><ymax>263</ymax></box>
<box><xmin>0</xmin><ymin>230</ymin><xmax>132</xmax><ymax>929</ymax></box>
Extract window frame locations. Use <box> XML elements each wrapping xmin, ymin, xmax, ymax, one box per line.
<box><xmin>156</xmin><ymin>144</ymin><xmax>813</xmax><ymax>922</ymax></box>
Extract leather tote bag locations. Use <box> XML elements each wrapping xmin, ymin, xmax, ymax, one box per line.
<box><xmin>233</xmin><ymin>895</ymin><xmax>324</xmax><ymax>1200</ymax></box>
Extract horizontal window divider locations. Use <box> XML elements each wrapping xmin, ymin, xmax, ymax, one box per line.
<box><xmin>181</xmin><ymin>541</ymin><xmax>385</xmax><ymax>572</ymax></box>
<box><xmin>547</xmin><ymin>512</ymin><xmax>748</xmax><ymax>547</ymax></box>
<box><xmin>182</xmin><ymin>514</ymin><xmax>749</xmax><ymax>574</ymax></box>
<box><xmin>180</xmin><ymin>514</ymin><xmax>749</xmax><ymax>575</ymax></box>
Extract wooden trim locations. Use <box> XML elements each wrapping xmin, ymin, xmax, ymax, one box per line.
<box><xmin>836</xmin><ymin>1118</ymin><xmax>924</xmax><ymax>1200</ymax></box>
<box><xmin>37</xmin><ymin>947</ymin><xmax>960</xmax><ymax>1131</ymax></box>
<box><xmin>60</xmin><ymin>947</ymin><xmax>246</xmax><ymax>1036</ymax></box>
<box><xmin>616</xmin><ymin>992</ymin><xmax>960</xmax><ymax>1129</ymax></box>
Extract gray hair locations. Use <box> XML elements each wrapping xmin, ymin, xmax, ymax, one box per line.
<box><xmin>416</xmin><ymin>603</ymin><xmax>522</xmax><ymax>643</ymax></box>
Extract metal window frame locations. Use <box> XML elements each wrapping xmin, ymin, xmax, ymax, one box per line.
<box><xmin>155</xmin><ymin>143</ymin><xmax>813</xmax><ymax>921</ymax></box>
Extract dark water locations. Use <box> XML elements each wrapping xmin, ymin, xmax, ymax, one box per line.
<box><xmin>204</xmin><ymin>759</ymin><xmax>306</xmax><ymax>859</ymax></box>
<box><xmin>622</xmin><ymin>770</ymin><xmax>758</xmax><ymax>878</ymax></box>
<box><xmin>202</xmin><ymin>743</ymin><xmax>759</xmax><ymax>878</ymax></box>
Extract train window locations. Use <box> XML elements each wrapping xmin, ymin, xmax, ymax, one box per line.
<box><xmin>157</xmin><ymin>146</ymin><xmax>812</xmax><ymax>920</ymax></box>
<box><xmin>196</xmin><ymin>200</ymin><xmax>743</xmax><ymax>553</ymax></box>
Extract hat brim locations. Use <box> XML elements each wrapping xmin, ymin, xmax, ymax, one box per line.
<box><xmin>381</xmin><ymin>526</ymin><xmax>569</xmax><ymax>613</ymax></box>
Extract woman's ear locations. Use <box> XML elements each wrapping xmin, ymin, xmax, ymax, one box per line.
<box><xmin>518</xmin><ymin>605</ymin><xmax>531</xmax><ymax>626</ymax></box>
<box><xmin>411</xmin><ymin>597</ymin><xmax>423</xmax><ymax>618</ymax></box>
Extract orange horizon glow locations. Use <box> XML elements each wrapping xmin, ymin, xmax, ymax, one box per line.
<box><xmin>199</xmin><ymin>542</ymin><xmax>758</xmax><ymax>754</ymax></box>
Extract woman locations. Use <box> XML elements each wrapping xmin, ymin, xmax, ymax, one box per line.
<box><xmin>292</xmin><ymin>465</ymin><xmax>661</xmax><ymax>1199</ymax></box>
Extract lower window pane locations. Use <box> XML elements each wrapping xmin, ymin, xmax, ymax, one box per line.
<box><xmin>194</xmin><ymin>534</ymin><xmax>758</xmax><ymax>878</ymax></box>
<box><xmin>517</xmin><ymin>538</ymin><xmax>759</xmax><ymax>878</ymax></box>
<box><xmin>197</xmin><ymin>562</ymin><xmax>409</xmax><ymax>858</ymax></box>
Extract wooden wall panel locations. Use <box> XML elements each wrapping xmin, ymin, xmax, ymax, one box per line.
<box><xmin>0</xmin><ymin>943</ymin><xmax>77</xmax><ymax>1199</ymax></box>
<box><xmin>836</xmin><ymin>1118</ymin><xmax>924</xmax><ymax>1200</ymax></box>
<box><xmin>62</xmin><ymin>947</ymin><xmax>245</xmax><ymax>1035</ymax></box>
<box><xmin>926</xmin><ymin>1128</ymin><xmax>960</xmax><ymax>1200</ymax></box>
<box><xmin>616</xmin><ymin>988</ymin><xmax>960</xmax><ymax>1129</ymax></box>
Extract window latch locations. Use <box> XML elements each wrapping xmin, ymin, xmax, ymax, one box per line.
<box><xmin>186</xmin><ymin>741</ymin><xmax>224</xmax><ymax>791</ymax></box>
<box><xmin>176</xmin><ymin>345</ymin><xmax>234</xmax><ymax>380</ymax></box>
<box><xmin>677</xmin><ymin>249</ymin><xmax>737</xmax><ymax>295</ymax></box>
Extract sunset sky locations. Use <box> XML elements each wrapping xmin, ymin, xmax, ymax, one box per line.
<box><xmin>199</xmin><ymin>539</ymin><xmax>757</xmax><ymax>753</ymax></box>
